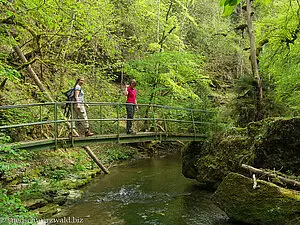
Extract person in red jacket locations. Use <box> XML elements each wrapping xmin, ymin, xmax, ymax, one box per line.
<box><xmin>124</xmin><ymin>79</ymin><xmax>138</xmax><ymax>134</ymax></box>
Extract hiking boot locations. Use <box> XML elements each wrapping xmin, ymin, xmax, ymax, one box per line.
<box><xmin>126</xmin><ymin>130</ymin><xmax>136</xmax><ymax>135</ymax></box>
<box><xmin>85</xmin><ymin>131</ymin><xmax>94</xmax><ymax>137</ymax></box>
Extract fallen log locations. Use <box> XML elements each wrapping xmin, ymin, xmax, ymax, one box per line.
<box><xmin>83</xmin><ymin>146</ymin><xmax>109</xmax><ymax>174</ymax></box>
<box><xmin>241</xmin><ymin>164</ymin><xmax>300</xmax><ymax>188</ymax></box>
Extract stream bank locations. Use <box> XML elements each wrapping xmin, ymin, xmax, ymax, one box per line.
<box><xmin>0</xmin><ymin>141</ymin><xmax>185</xmax><ymax>221</ymax></box>
<box><xmin>0</xmin><ymin>143</ymin><xmax>138</xmax><ymax>220</ymax></box>
<box><xmin>182</xmin><ymin>117</ymin><xmax>300</xmax><ymax>224</ymax></box>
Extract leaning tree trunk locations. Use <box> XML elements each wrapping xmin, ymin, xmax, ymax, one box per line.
<box><xmin>246</xmin><ymin>0</ymin><xmax>263</xmax><ymax>120</ymax></box>
<box><xmin>7</xmin><ymin>28</ymin><xmax>53</xmax><ymax>102</ymax></box>
<box><xmin>13</xmin><ymin>45</ymin><xmax>54</xmax><ymax>100</ymax></box>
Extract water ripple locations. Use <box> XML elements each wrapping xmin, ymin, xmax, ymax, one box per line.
<box><xmin>94</xmin><ymin>185</ymin><xmax>184</xmax><ymax>205</ymax></box>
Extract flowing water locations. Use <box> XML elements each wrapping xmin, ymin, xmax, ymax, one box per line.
<box><xmin>58</xmin><ymin>153</ymin><xmax>245</xmax><ymax>225</ymax></box>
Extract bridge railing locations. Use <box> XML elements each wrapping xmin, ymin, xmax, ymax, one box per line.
<box><xmin>0</xmin><ymin>102</ymin><xmax>216</xmax><ymax>143</ymax></box>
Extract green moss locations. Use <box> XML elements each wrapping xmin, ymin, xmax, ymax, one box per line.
<box><xmin>213</xmin><ymin>173</ymin><xmax>300</xmax><ymax>225</ymax></box>
<box><xmin>281</xmin><ymin>188</ymin><xmax>300</xmax><ymax>201</ymax></box>
<box><xmin>192</xmin><ymin>135</ymin><xmax>254</xmax><ymax>183</ymax></box>
<box><xmin>32</xmin><ymin>203</ymin><xmax>61</xmax><ymax>219</ymax></box>
<box><xmin>184</xmin><ymin>117</ymin><xmax>300</xmax><ymax>186</ymax></box>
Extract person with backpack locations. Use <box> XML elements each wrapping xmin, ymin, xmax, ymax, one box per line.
<box><xmin>124</xmin><ymin>79</ymin><xmax>138</xmax><ymax>134</ymax></box>
<box><xmin>70</xmin><ymin>77</ymin><xmax>94</xmax><ymax>137</ymax></box>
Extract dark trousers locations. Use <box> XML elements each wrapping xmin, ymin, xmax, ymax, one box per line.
<box><xmin>126</xmin><ymin>104</ymin><xmax>135</xmax><ymax>132</ymax></box>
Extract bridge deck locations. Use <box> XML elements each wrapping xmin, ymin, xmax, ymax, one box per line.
<box><xmin>12</xmin><ymin>132</ymin><xmax>206</xmax><ymax>150</ymax></box>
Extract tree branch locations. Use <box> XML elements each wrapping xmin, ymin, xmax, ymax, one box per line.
<box><xmin>256</xmin><ymin>38</ymin><xmax>269</xmax><ymax>57</ymax></box>
<box><xmin>0</xmin><ymin>78</ymin><xmax>8</xmax><ymax>90</ymax></box>
<box><xmin>283</xmin><ymin>22</ymin><xmax>300</xmax><ymax>46</ymax></box>
<box><xmin>158</xmin><ymin>26</ymin><xmax>176</xmax><ymax>45</ymax></box>
<box><xmin>242</xmin><ymin>164</ymin><xmax>300</xmax><ymax>189</ymax></box>
<box><xmin>16</xmin><ymin>58</ymin><xmax>39</xmax><ymax>70</ymax></box>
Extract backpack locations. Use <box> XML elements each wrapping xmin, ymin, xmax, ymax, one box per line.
<box><xmin>65</xmin><ymin>88</ymin><xmax>75</xmax><ymax>101</ymax></box>
<box><xmin>63</xmin><ymin>88</ymin><xmax>76</xmax><ymax>117</ymax></box>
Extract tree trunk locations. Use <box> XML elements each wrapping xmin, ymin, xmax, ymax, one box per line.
<box><xmin>246</xmin><ymin>0</ymin><xmax>263</xmax><ymax>120</ymax></box>
<box><xmin>83</xmin><ymin>146</ymin><xmax>109</xmax><ymax>174</ymax></box>
<box><xmin>13</xmin><ymin>45</ymin><xmax>54</xmax><ymax>102</ymax></box>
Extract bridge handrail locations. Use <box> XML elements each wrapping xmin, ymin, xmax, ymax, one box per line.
<box><xmin>0</xmin><ymin>102</ymin><xmax>55</xmax><ymax>109</ymax></box>
<box><xmin>0</xmin><ymin>102</ymin><xmax>216</xmax><ymax>145</ymax></box>
<box><xmin>0</xmin><ymin>102</ymin><xmax>215</xmax><ymax>113</ymax></box>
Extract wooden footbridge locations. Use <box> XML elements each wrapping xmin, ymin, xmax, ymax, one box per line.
<box><xmin>0</xmin><ymin>102</ymin><xmax>216</xmax><ymax>173</ymax></box>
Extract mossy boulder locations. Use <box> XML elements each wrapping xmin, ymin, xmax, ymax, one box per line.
<box><xmin>182</xmin><ymin>117</ymin><xmax>300</xmax><ymax>185</ymax></box>
<box><xmin>182</xmin><ymin>134</ymin><xmax>254</xmax><ymax>185</ymax></box>
<box><xmin>23</xmin><ymin>198</ymin><xmax>48</xmax><ymax>210</ymax></box>
<box><xmin>213</xmin><ymin>173</ymin><xmax>300</xmax><ymax>225</ymax></box>
<box><xmin>32</xmin><ymin>203</ymin><xmax>61</xmax><ymax>219</ymax></box>
<box><xmin>254</xmin><ymin>118</ymin><xmax>300</xmax><ymax>174</ymax></box>
<box><xmin>182</xmin><ymin>142</ymin><xmax>204</xmax><ymax>179</ymax></box>
<box><xmin>195</xmin><ymin>136</ymin><xmax>252</xmax><ymax>184</ymax></box>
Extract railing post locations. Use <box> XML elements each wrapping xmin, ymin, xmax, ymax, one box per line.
<box><xmin>70</xmin><ymin>102</ymin><xmax>75</xmax><ymax>147</ymax></box>
<box><xmin>54</xmin><ymin>102</ymin><xmax>58</xmax><ymax>148</ymax></box>
<box><xmin>39</xmin><ymin>105</ymin><xmax>43</xmax><ymax>135</ymax></box>
<box><xmin>191</xmin><ymin>109</ymin><xmax>196</xmax><ymax>141</ymax></box>
<box><xmin>99</xmin><ymin>105</ymin><xmax>103</xmax><ymax>134</ymax></box>
<box><xmin>151</xmin><ymin>105</ymin><xmax>157</xmax><ymax>138</ymax></box>
<box><xmin>116</xmin><ymin>102</ymin><xmax>120</xmax><ymax>143</ymax></box>
<box><xmin>163</xmin><ymin>109</ymin><xmax>167</xmax><ymax>140</ymax></box>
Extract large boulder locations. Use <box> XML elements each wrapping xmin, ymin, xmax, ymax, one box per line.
<box><xmin>213</xmin><ymin>173</ymin><xmax>300</xmax><ymax>225</ymax></box>
<box><xmin>182</xmin><ymin>142</ymin><xmax>204</xmax><ymax>179</ymax></box>
<box><xmin>182</xmin><ymin>117</ymin><xmax>300</xmax><ymax>185</ymax></box>
<box><xmin>253</xmin><ymin>118</ymin><xmax>300</xmax><ymax>174</ymax></box>
<box><xmin>182</xmin><ymin>132</ymin><xmax>254</xmax><ymax>185</ymax></box>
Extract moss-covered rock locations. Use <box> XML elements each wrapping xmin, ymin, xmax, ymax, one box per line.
<box><xmin>32</xmin><ymin>203</ymin><xmax>61</xmax><ymax>219</ymax></box>
<box><xmin>182</xmin><ymin>117</ymin><xmax>300</xmax><ymax>185</ymax></box>
<box><xmin>213</xmin><ymin>173</ymin><xmax>300</xmax><ymax>225</ymax></box>
<box><xmin>23</xmin><ymin>198</ymin><xmax>48</xmax><ymax>210</ymax></box>
<box><xmin>182</xmin><ymin>133</ymin><xmax>254</xmax><ymax>185</ymax></box>
<box><xmin>254</xmin><ymin>118</ymin><xmax>300</xmax><ymax>174</ymax></box>
<box><xmin>182</xmin><ymin>142</ymin><xmax>203</xmax><ymax>179</ymax></box>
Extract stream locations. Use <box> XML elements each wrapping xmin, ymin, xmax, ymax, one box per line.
<box><xmin>57</xmin><ymin>153</ymin><xmax>246</xmax><ymax>225</ymax></box>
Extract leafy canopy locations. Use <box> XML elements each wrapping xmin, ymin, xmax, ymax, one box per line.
<box><xmin>124</xmin><ymin>51</ymin><xmax>211</xmax><ymax>108</ymax></box>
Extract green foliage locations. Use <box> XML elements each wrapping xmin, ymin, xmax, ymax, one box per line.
<box><xmin>219</xmin><ymin>0</ymin><xmax>271</xmax><ymax>16</ymax></box>
<box><xmin>98</xmin><ymin>145</ymin><xmax>136</xmax><ymax>163</ymax></box>
<box><xmin>0</xmin><ymin>133</ymin><xmax>11</xmax><ymax>143</ymax></box>
<box><xmin>124</xmin><ymin>51</ymin><xmax>211</xmax><ymax>108</ymax></box>
<box><xmin>0</xmin><ymin>0</ymin><xmax>236</xmax><ymax>126</ymax></box>
<box><xmin>0</xmin><ymin>134</ymin><xmax>31</xmax><ymax>178</ymax></box>
<box><xmin>0</xmin><ymin>189</ymin><xmax>36</xmax><ymax>225</ymax></box>
<box><xmin>229</xmin><ymin>74</ymin><xmax>285</xmax><ymax>126</ymax></box>
<box><xmin>0</xmin><ymin>65</ymin><xmax>22</xmax><ymax>80</ymax></box>
<box><xmin>0</xmin><ymin>106</ymin><xmax>52</xmax><ymax>142</ymax></box>
<box><xmin>255</xmin><ymin>0</ymin><xmax>300</xmax><ymax>115</ymax></box>
<box><xmin>219</xmin><ymin>0</ymin><xmax>240</xmax><ymax>16</ymax></box>
<box><xmin>41</xmin><ymin>168</ymin><xmax>69</xmax><ymax>181</ymax></box>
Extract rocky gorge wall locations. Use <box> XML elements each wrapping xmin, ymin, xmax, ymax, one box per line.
<box><xmin>182</xmin><ymin>117</ymin><xmax>300</xmax><ymax>185</ymax></box>
<box><xmin>182</xmin><ymin>117</ymin><xmax>300</xmax><ymax>224</ymax></box>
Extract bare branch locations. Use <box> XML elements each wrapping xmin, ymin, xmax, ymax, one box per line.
<box><xmin>242</xmin><ymin>164</ymin><xmax>300</xmax><ymax>189</ymax></box>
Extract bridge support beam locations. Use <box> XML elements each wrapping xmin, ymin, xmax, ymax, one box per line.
<box><xmin>83</xmin><ymin>146</ymin><xmax>109</xmax><ymax>174</ymax></box>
